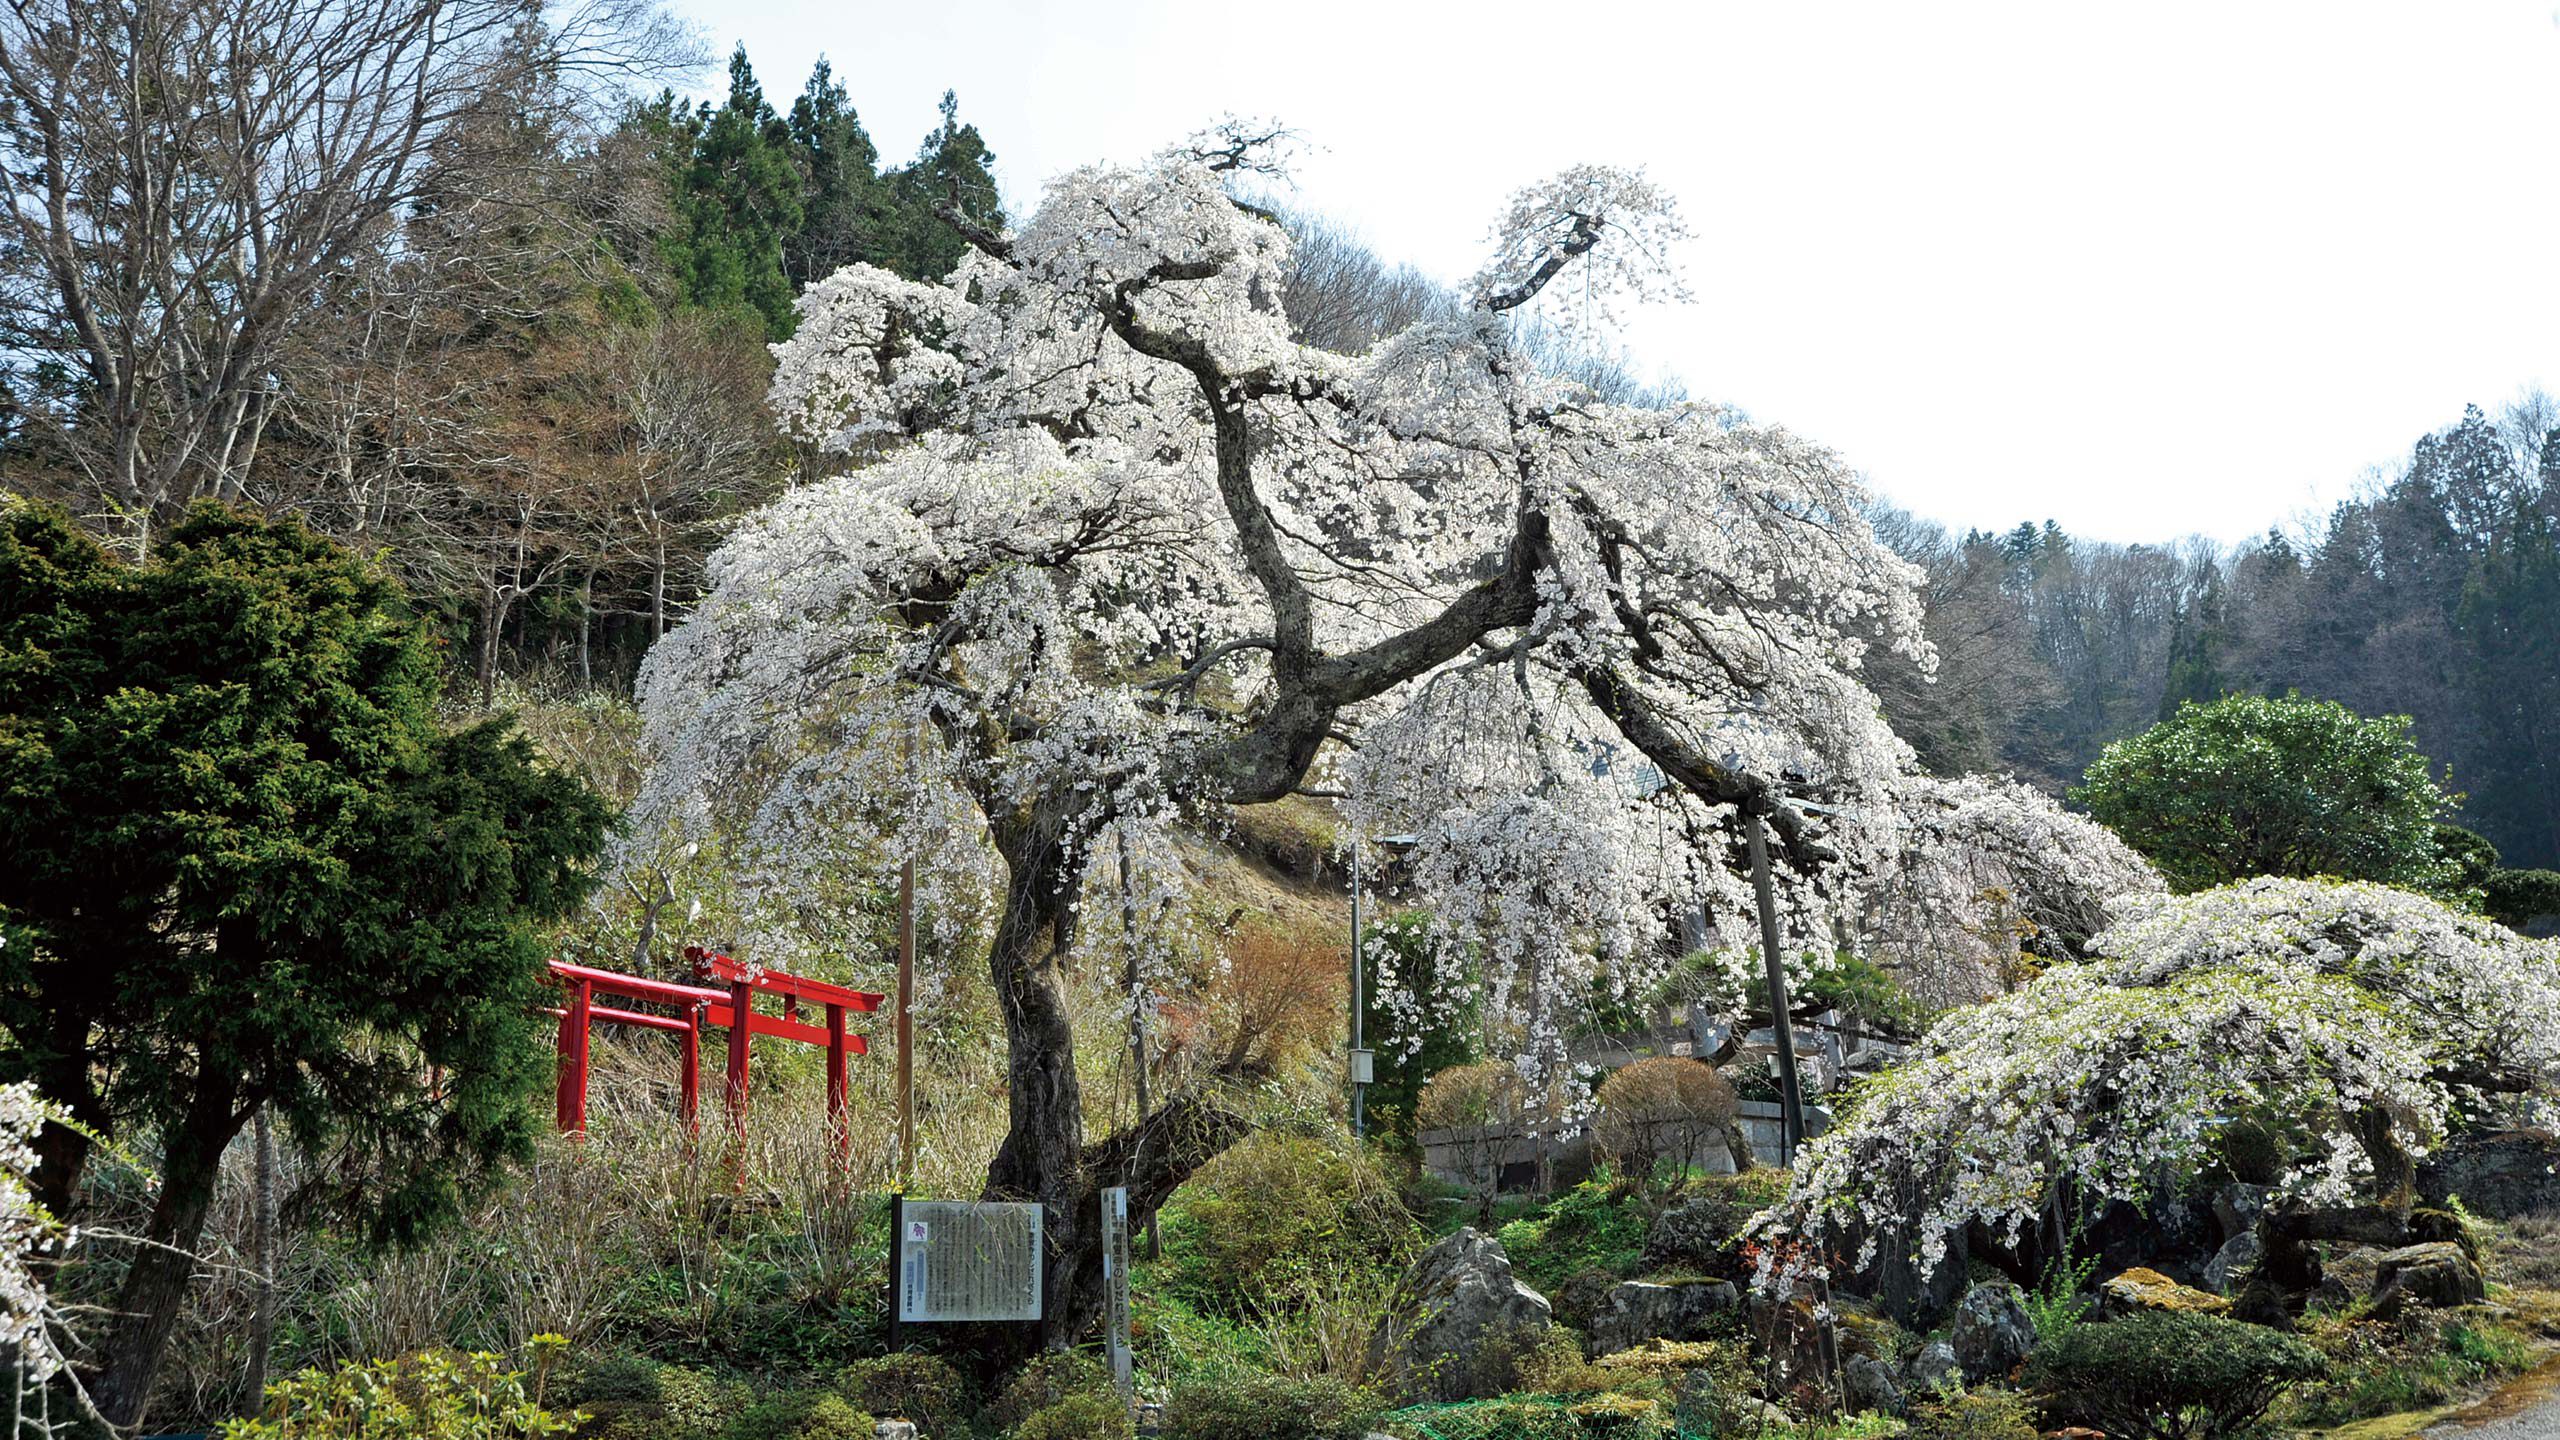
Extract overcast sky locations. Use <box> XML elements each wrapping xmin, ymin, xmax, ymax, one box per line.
<box><xmin>664</xmin><ymin>1</ymin><xmax>2560</xmax><ymax>545</ymax></box>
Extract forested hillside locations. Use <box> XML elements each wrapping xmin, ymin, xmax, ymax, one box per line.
<box><xmin>1870</xmin><ymin>395</ymin><xmax>2560</xmax><ymax>866</ymax></box>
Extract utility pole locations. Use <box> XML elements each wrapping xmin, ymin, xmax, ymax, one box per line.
<box><xmin>1746</xmin><ymin>810</ymin><xmax>1808</xmax><ymax>1165</ymax></box>
<box><xmin>896</xmin><ymin>854</ymin><xmax>915</xmax><ymax>1192</ymax></box>
<box><xmin>1348</xmin><ymin>838</ymin><xmax>1367</xmax><ymax>1138</ymax></box>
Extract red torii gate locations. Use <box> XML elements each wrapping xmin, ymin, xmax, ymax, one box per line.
<box><xmin>544</xmin><ymin>947</ymin><xmax>885</xmax><ymax>1157</ymax></box>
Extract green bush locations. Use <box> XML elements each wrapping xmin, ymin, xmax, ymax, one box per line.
<box><xmin>1909</xmin><ymin>1391</ymin><xmax>2040</xmax><ymax>1440</ymax></box>
<box><xmin>721</xmin><ymin>1390</ymin><xmax>874</xmax><ymax>1440</ymax></box>
<box><xmin>835</xmin><ymin>1352</ymin><xmax>974</xmax><ymax>1439</ymax></box>
<box><xmin>983</xmin><ymin>1351</ymin><xmax>1116</xmax><ymax>1434</ymax></box>
<box><xmin>218</xmin><ymin>1348</ymin><xmax>580</xmax><ymax>1439</ymax></box>
<box><xmin>1161</xmin><ymin>1372</ymin><xmax>1379</xmax><ymax>1440</ymax></box>
<box><xmin>2485</xmin><ymin>868</ymin><xmax>2560</xmax><ymax>930</ymax></box>
<box><xmin>1376</xmin><ymin>1394</ymin><xmax>1674</xmax><ymax>1440</ymax></box>
<box><xmin>1157</xmin><ymin>1132</ymin><xmax>1420</xmax><ymax>1312</ymax></box>
<box><xmin>1012</xmin><ymin>1391</ymin><xmax>1137</xmax><ymax>1440</ymax></box>
<box><xmin>2029</xmin><ymin>1311</ymin><xmax>2323</xmax><ymax>1440</ymax></box>
<box><xmin>1379</xmin><ymin>1398</ymin><xmax>1581</xmax><ymax>1440</ymax></box>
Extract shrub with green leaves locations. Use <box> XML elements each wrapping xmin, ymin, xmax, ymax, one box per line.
<box><xmin>2075</xmin><ymin>693</ymin><xmax>2456</xmax><ymax>894</ymax></box>
<box><xmin>982</xmin><ymin>1350</ymin><xmax>1116</xmax><ymax>1434</ymax></box>
<box><xmin>835</xmin><ymin>1352</ymin><xmax>973</xmax><ymax>1439</ymax></box>
<box><xmin>1161</xmin><ymin>1372</ymin><xmax>1379</xmax><ymax>1440</ymax></box>
<box><xmin>1908</xmin><ymin>1391</ymin><xmax>2040</xmax><ymax>1440</ymax></box>
<box><xmin>218</xmin><ymin>1348</ymin><xmax>579</xmax><ymax>1439</ymax></box>
<box><xmin>1156</xmin><ymin>1132</ymin><xmax>1419</xmax><ymax>1312</ymax></box>
<box><xmin>1012</xmin><ymin>1391</ymin><xmax>1137</xmax><ymax>1440</ymax></box>
<box><xmin>2029</xmin><ymin>1311</ymin><xmax>2323</xmax><ymax>1440</ymax></box>
<box><xmin>722</xmin><ymin>1390</ymin><xmax>873</xmax><ymax>1440</ymax></box>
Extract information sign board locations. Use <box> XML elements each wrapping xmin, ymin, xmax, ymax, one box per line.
<box><xmin>894</xmin><ymin>1200</ymin><xmax>1043</xmax><ymax>1323</ymax></box>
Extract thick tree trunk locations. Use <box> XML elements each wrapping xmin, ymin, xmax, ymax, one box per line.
<box><xmin>242</xmin><ymin>1107</ymin><xmax>278</xmax><ymax>1415</ymax></box>
<box><xmin>978</xmin><ymin>829</ymin><xmax>1088</xmax><ymax>1351</ymax></box>
<box><xmin>972</xmin><ymin>824</ymin><xmax>1252</xmax><ymax>1359</ymax></box>
<box><xmin>90</xmin><ymin>1067</ymin><xmax>245</xmax><ymax>1432</ymax></box>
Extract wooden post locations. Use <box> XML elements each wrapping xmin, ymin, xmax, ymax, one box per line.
<box><xmin>826</xmin><ymin>1002</ymin><xmax>850</xmax><ymax>1166</ymax></box>
<box><xmin>896</xmin><ymin>856</ymin><xmax>915</xmax><ymax>1191</ymax></box>
<box><xmin>1746</xmin><ymin>812</ymin><xmax>1808</xmax><ymax>1164</ymax></box>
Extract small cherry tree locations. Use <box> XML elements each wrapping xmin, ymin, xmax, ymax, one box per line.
<box><xmin>1752</xmin><ymin>877</ymin><xmax>2560</xmax><ymax>1298</ymax></box>
<box><xmin>630</xmin><ymin>131</ymin><xmax>1934</xmax><ymax>1346</ymax></box>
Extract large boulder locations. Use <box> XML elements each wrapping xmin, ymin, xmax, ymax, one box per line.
<box><xmin>1950</xmin><ymin>1282</ymin><xmax>2035</xmax><ymax>1384</ymax></box>
<box><xmin>1367</xmin><ymin>1227</ymin><xmax>1553</xmax><ymax>1403</ymax></box>
<box><xmin>1585</xmin><ymin>1279</ymin><xmax>1741</xmax><ymax>1357</ymax></box>
<box><xmin>2100</xmin><ymin>1266</ymin><xmax>2231</xmax><ymax>1316</ymax></box>
<box><xmin>2369</xmin><ymin>1241</ymin><xmax>2486</xmax><ymax>1319</ymax></box>
<box><xmin>1747</xmin><ymin>1292</ymin><xmax>1834</xmax><ymax>1395</ymax></box>
<box><xmin>1844</xmin><ymin>1353</ymin><xmax>1905</xmax><ymax>1416</ymax></box>
<box><xmin>1904</xmin><ymin>1338</ymin><xmax>1961</xmax><ymax>1395</ymax></box>
<box><xmin>2419</xmin><ymin>1130</ymin><xmax>2560</xmax><ymax>1220</ymax></box>
<box><xmin>2202</xmin><ymin>1232</ymin><xmax>2263</xmax><ymax>1295</ymax></box>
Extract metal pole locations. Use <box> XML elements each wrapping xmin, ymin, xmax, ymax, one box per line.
<box><xmin>1349</xmin><ymin>838</ymin><xmax>1365</xmax><ymax>1138</ymax></box>
<box><xmin>896</xmin><ymin>854</ymin><xmax>915</xmax><ymax>1192</ymax></box>
<box><xmin>1746</xmin><ymin>811</ymin><xmax>1807</xmax><ymax>1165</ymax></box>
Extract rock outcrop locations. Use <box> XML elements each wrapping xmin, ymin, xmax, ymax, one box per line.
<box><xmin>1585</xmin><ymin>1279</ymin><xmax>1741</xmax><ymax>1357</ymax></box>
<box><xmin>2418</xmin><ymin>1130</ymin><xmax>2560</xmax><ymax>1220</ymax></box>
<box><xmin>2369</xmin><ymin>1241</ymin><xmax>2485</xmax><ymax>1318</ymax></box>
<box><xmin>2100</xmin><ymin>1266</ymin><xmax>2232</xmax><ymax>1316</ymax></box>
<box><xmin>1950</xmin><ymin>1282</ymin><xmax>2035</xmax><ymax>1384</ymax></box>
<box><xmin>1367</xmin><ymin>1227</ymin><xmax>1553</xmax><ymax>1403</ymax></box>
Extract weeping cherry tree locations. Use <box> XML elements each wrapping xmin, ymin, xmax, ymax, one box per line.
<box><xmin>629</xmin><ymin>129</ymin><xmax>1936</xmax><ymax>1347</ymax></box>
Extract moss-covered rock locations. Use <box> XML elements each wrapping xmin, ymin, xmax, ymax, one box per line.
<box><xmin>2100</xmin><ymin>1266</ymin><xmax>2232</xmax><ymax>1316</ymax></box>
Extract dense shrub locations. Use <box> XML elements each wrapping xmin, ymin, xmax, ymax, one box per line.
<box><xmin>2029</xmin><ymin>1311</ymin><xmax>2322</xmax><ymax>1440</ymax></box>
<box><xmin>1157</xmin><ymin>1132</ymin><xmax>1418</xmax><ymax>1311</ymax></box>
<box><xmin>218</xmin><ymin>1348</ymin><xmax>580</xmax><ymax>1439</ymax></box>
<box><xmin>720</xmin><ymin>1390</ymin><xmax>873</xmax><ymax>1440</ymax></box>
<box><xmin>834</xmin><ymin>1352</ymin><xmax>974</xmax><ymax>1439</ymax></box>
<box><xmin>982</xmin><ymin>1350</ymin><xmax>1116</xmax><ymax>1434</ymax></box>
<box><xmin>1908</xmin><ymin>1391</ymin><xmax>2041</xmax><ymax>1440</ymax></box>
<box><xmin>1160</xmin><ymin>1371</ymin><xmax>1379</xmax><ymax>1440</ymax></box>
<box><xmin>2486</xmin><ymin>868</ymin><xmax>2560</xmax><ymax>931</ymax></box>
<box><xmin>1011</xmin><ymin>1391</ymin><xmax>1136</xmax><ymax>1440</ymax></box>
<box><xmin>1591</xmin><ymin>1059</ymin><xmax>1738</xmax><ymax>1183</ymax></box>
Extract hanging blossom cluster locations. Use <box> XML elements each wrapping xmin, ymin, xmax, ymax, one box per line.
<box><xmin>1749</xmin><ymin>878</ymin><xmax>2559</xmax><ymax>1296</ymax></box>
<box><xmin>631</xmin><ymin>131</ymin><xmax>1936</xmax><ymax>1182</ymax></box>
<box><xmin>1</xmin><ymin>1081</ymin><xmax>68</xmax><ymax>1385</ymax></box>
<box><xmin>1857</xmin><ymin>774</ymin><xmax>2166</xmax><ymax>1012</ymax></box>
<box><xmin>2090</xmin><ymin>877</ymin><xmax>2560</xmax><ymax>1101</ymax></box>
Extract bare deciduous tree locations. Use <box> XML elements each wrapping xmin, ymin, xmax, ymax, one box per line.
<box><xmin>0</xmin><ymin>0</ymin><xmax>687</xmax><ymax>542</ymax></box>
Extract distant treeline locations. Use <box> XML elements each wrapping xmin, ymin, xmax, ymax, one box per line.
<box><xmin>1872</xmin><ymin>397</ymin><xmax>2560</xmax><ymax>868</ymax></box>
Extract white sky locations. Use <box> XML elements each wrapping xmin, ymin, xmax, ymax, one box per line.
<box><xmin>666</xmin><ymin>1</ymin><xmax>2560</xmax><ymax>545</ymax></box>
